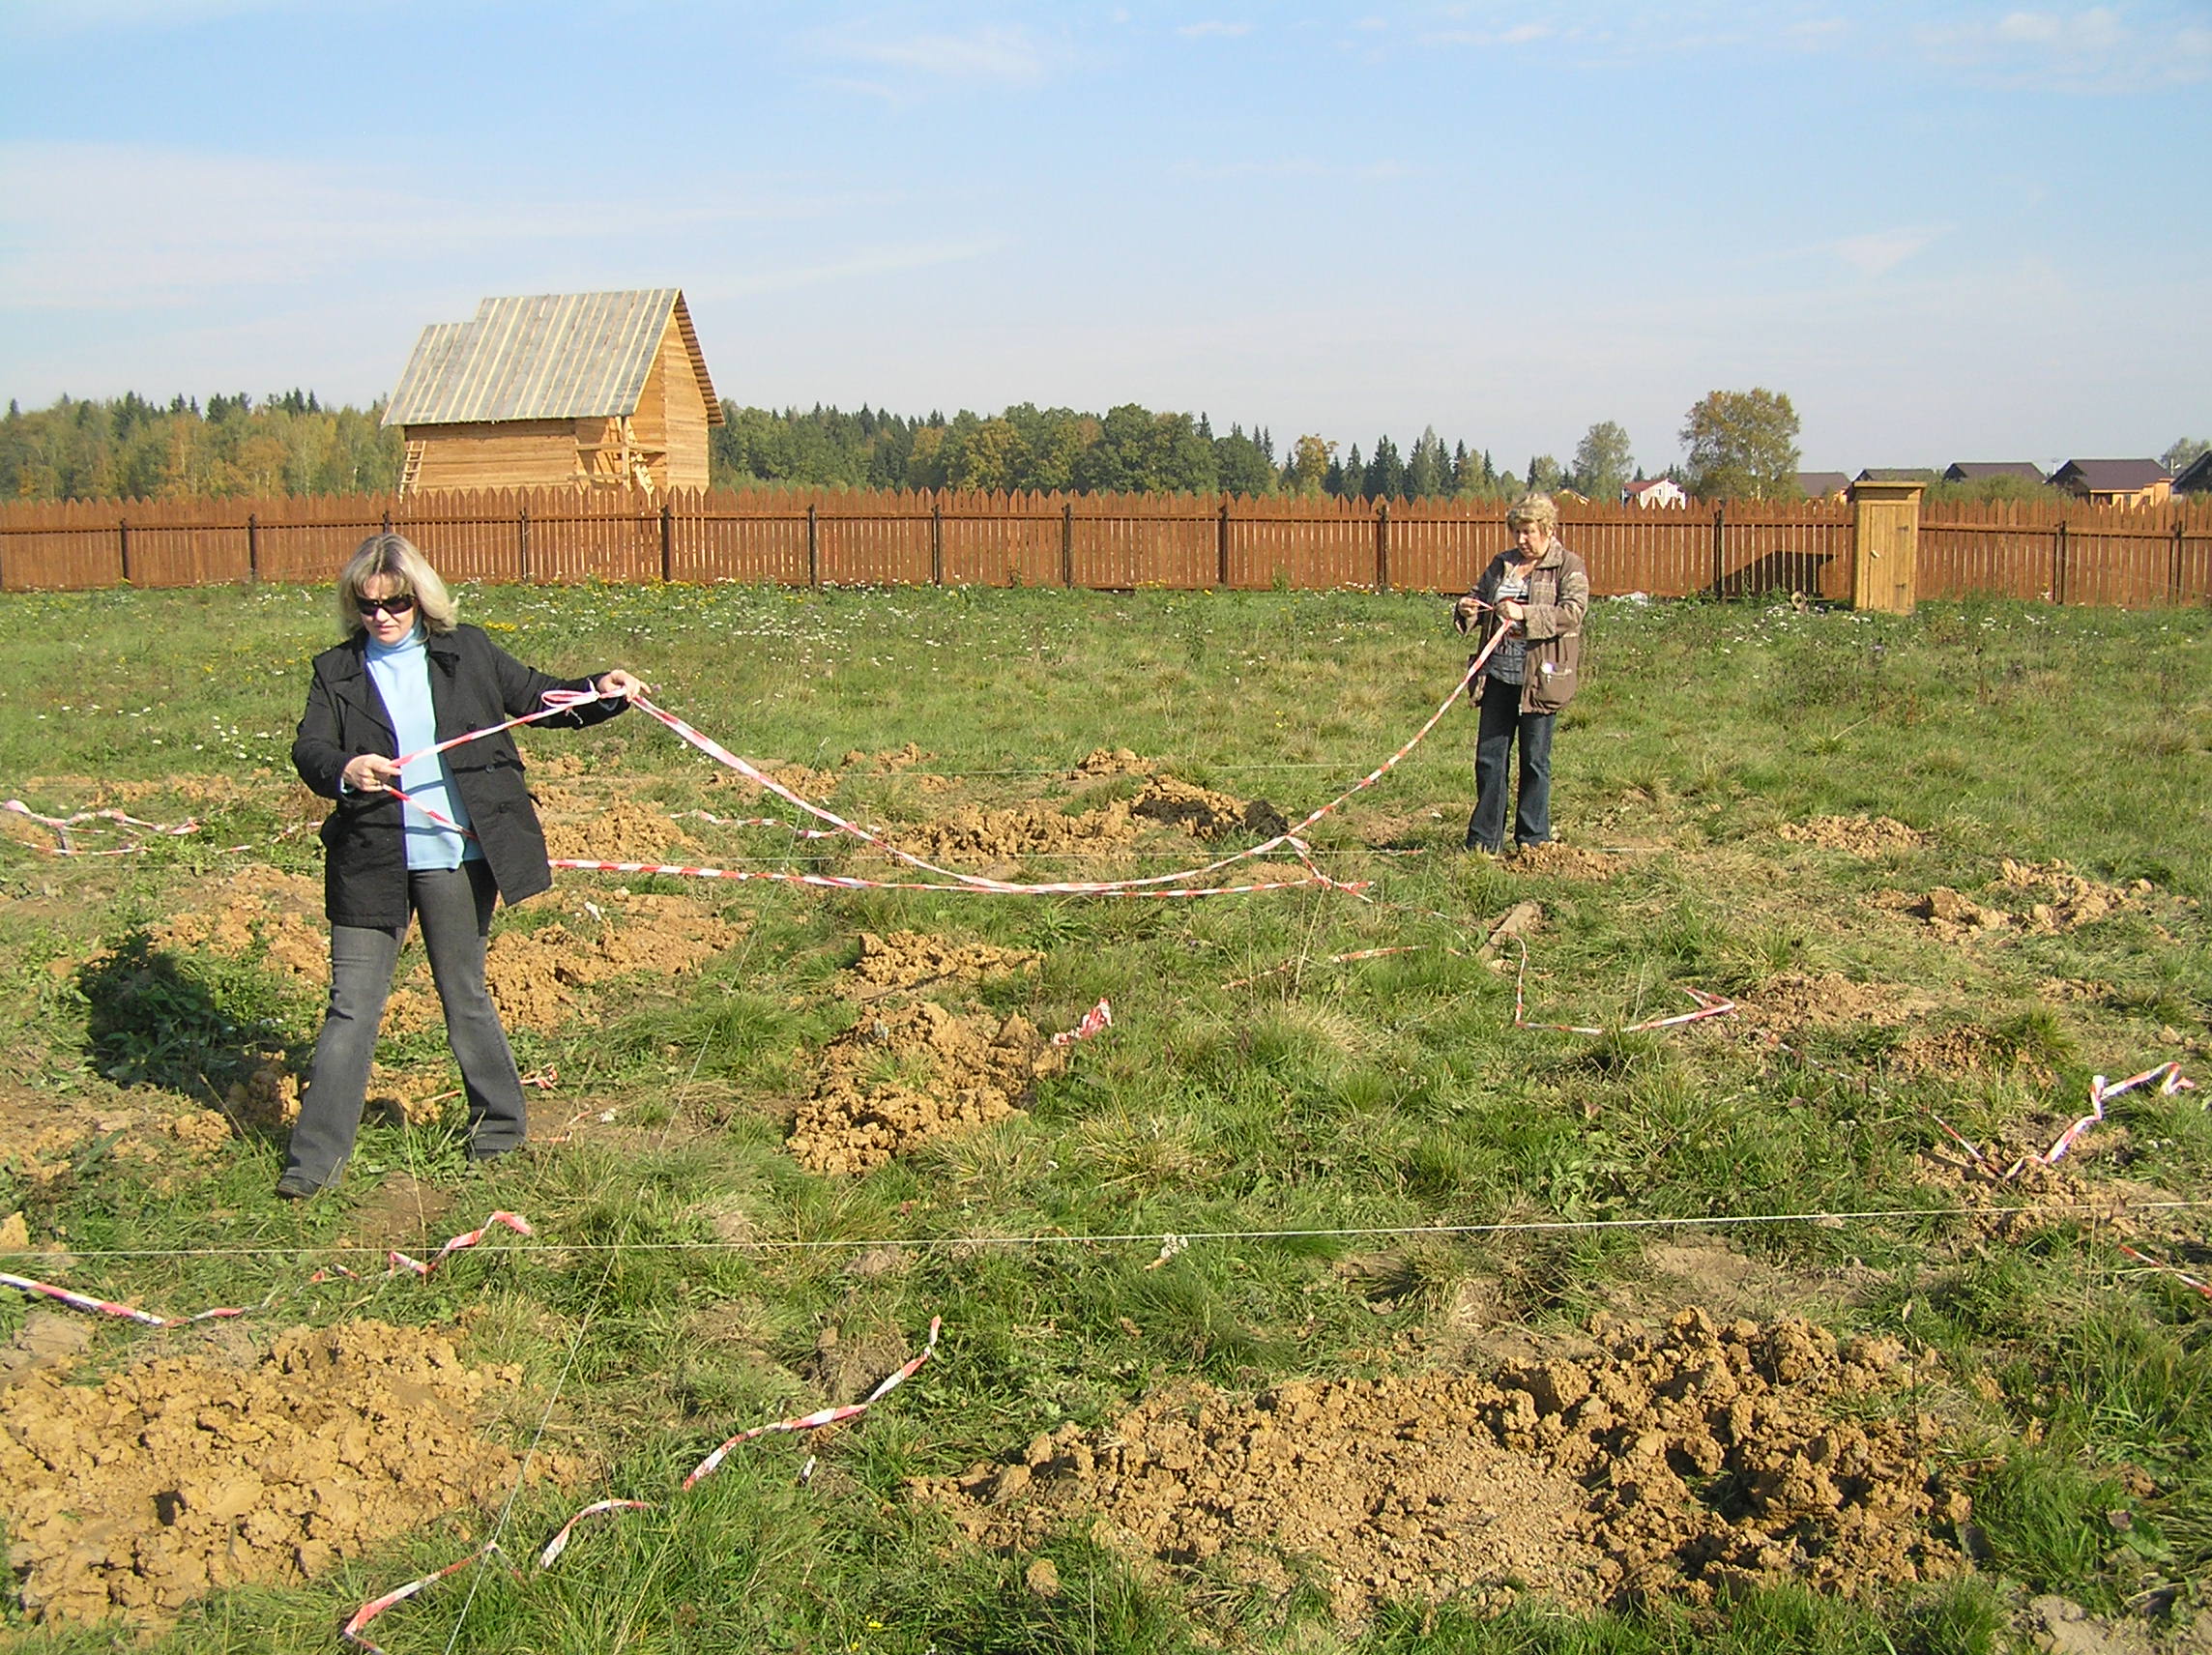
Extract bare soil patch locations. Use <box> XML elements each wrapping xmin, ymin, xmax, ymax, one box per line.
<box><xmin>0</xmin><ymin>1321</ymin><xmax>570</xmax><ymax>1628</ymax></box>
<box><xmin>788</xmin><ymin>1001</ymin><xmax>1064</xmax><ymax>1176</ymax></box>
<box><xmin>537</xmin><ymin>791</ymin><xmax>702</xmax><ymax>863</ymax></box>
<box><xmin>1073</xmin><ymin>747</ymin><xmax>1158</xmax><ymax>777</ymax></box>
<box><xmin>1746</xmin><ymin>972</ymin><xmax>1939</xmax><ymax>1031</ymax></box>
<box><xmin>1131</xmin><ymin>775</ymin><xmax>1288</xmax><ymax>842</ymax></box>
<box><xmin>1778</xmin><ymin>816</ymin><xmax>1932</xmax><ymax>855</ymax></box>
<box><xmin>153</xmin><ymin>865</ymin><xmax>328</xmax><ymax>989</ymax></box>
<box><xmin>0</xmin><ymin>1081</ymin><xmax>231</xmax><ymax>1184</ymax></box>
<box><xmin>844</xmin><ymin>930</ymin><xmax>1043</xmax><ymax>996</ymax></box>
<box><xmin>485</xmin><ymin>891</ymin><xmax>742</xmax><ymax>1032</ymax></box>
<box><xmin>891</xmin><ymin>800</ymin><xmax>1142</xmax><ymax>866</ymax></box>
<box><xmin>1879</xmin><ymin>860</ymin><xmax>2151</xmax><ymax>942</ymax></box>
<box><xmin>1510</xmin><ymin>842</ymin><xmax>1623</xmax><ymax>880</ymax></box>
<box><xmin>918</xmin><ymin>1310</ymin><xmax>1964</xmax><ymax>1621</ymax></box>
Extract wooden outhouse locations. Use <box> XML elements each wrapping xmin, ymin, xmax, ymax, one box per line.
<box><xmin>384</xmin><ymin>289</ymin><xmax>722</xmax><ymax>494</ymax></box>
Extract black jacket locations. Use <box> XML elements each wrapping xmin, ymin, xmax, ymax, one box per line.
<box><xmin>292</xmin><ymin>624</ymin><xmax>624</xmax><ymax>927</ymax></box>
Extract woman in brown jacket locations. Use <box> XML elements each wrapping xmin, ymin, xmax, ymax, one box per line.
<box><xmin>1451</xmin><ymin>494</ymin><xmax>1589</xmax><ymax>854</ymax></box>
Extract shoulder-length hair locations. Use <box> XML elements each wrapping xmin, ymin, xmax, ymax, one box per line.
<box><xmin>335</xmin><ymin>533</ymin><xmax>457</xmax><ymax>638</ymax></box>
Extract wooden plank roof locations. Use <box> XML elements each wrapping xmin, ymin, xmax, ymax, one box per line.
<box><xmin>383</xmin><ymin>289</ymin><xmax>723</xmax><ymax>427</ymax></box>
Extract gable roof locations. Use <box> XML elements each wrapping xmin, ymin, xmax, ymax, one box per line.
<box><xmin>1854</xmin><ymin>467</ymin><xmax>1939</xmax><ymax>483</ymax></box>
<box><xmin>1796</xmin><ymin>471</ymin><xmax>1849</xmax><ymax>496</ymax></box>
<box><xmin>2175</xmin><ymin>450</ymin><xmax>2212</xmax><ymax>492</ymax></box>
<box><xmin>384</xmin><ymin>289</ymin><xmax>722</xmax><ymax>428</ymax></box>
<box><xmin>1942</xmin><ymin>461</ymin><xmax>2045</xmax><ymax>483</ymax></box>
<box><xmin>1623</xmin><ymin>477</ymin><xmax>1679</xmax><ymax>495</ymax></box>
<box><xmin>2052</xmin><ymin>458</ymin><xmax>2169</xmax><ymax>491</ymax></box>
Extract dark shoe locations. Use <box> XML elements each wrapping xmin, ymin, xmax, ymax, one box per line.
<box><xmin>275</xmin><ymin>1176</ymin><xmax>320</xmax><ymax>1201</ymax></box>
<box><xmin>466</xmin><ymin>1142</ymin><xmax>528</xmax><ymax>1166</ymax></box>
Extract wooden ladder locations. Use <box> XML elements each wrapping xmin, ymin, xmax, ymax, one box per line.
<box><xmin>399</xmin><ymin>440</ymin><xmax>426</xmax><ymax>495</ymax></box>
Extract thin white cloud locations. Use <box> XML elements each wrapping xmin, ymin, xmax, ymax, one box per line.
<box><xmin>3</xmin><ymin>0</ymin><xmax>313</xmax><ymax>30</ymax></box>
<box><xmin>1828</xmin><ymin>225</ymin><xmax>1951</xmax><ymax>277</ymax></box>
<box><xmin>1499</xmin><ymin>22</ymin><xmax>1551</xmax><ymax>44</ymax></box>
<box><xmin>810</xmin><ymin>23</ymin><xmax>1058</xmax><ymax>85</ymax></box>
<box><xmin>1919</xmin><ymin>4</ymin><xmax>2204</xmax><ymax>87</ymax></box>
<box><xmin>0</xmin><ymin>142</ymin><xmax>848</xmax><ymax>311</ymax></box>
<box><xmin>1177</xmin><ymin>20</ymin><xmax>1255</xmax><ymax>38</ymax></box>
<box><xmin>697</xmin><ymin>240</ymin><xmax>1009</xmax><ymax>302</ymax></box>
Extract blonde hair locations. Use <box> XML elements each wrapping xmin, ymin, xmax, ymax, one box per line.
<box><xmin>335</xmin><ymin>533</ymin><xmax>456</xmax><ymax>637</ymax></box>
<box><xmin>1505</xmin><ymin>493</ymin><xmax>1559</xmax><ymax>536</ymax></box>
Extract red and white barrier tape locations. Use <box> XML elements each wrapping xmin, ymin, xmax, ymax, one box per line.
<box><xmin>342</xmin><ymin>1544</ymin><xmax>516</xmax><ymax>1654</ymax></box>
<box><xmin>682</xmin><ymin>1316</ymin><xmax>942</xmax><ymax>1489</ymax></box>
<box><xmin>1940</xmin><ymin>1060</ymin><xmax>2197</xmax><ymax>1180</ymax></box>
<box><xmin>3</xmin><ymin>1211</ymin><xmax>534</xmax><ymax>1324</ymax></box>
<box><xmin>2117</xmin><ymin>1242</ymin><xmax>2212</xmax><ymax>1301</ymax></box>
<box><xmin>1051</xmin><ymin>998</ymin><xmax>1113</xmax><ymax>1047</ymax></box>
<box><xmin>1510</xmin><ymin>940</ymin><xmax>1735</xmax><ymax>1036</ymax></box>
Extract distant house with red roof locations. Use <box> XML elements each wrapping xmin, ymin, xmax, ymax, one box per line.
<box><xmin>1622</xmin><ymin>477</ymin><xmax>1687</xmax><ymax>508</ymax></box>
<box><xmin>2050</xmin><ymin>459</ymin><xmax>2171</xmax><ymax>507</ymax></box>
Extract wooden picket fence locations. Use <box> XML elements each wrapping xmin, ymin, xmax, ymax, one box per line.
<box><xmin>1</xmin><ymin>485</ymin><xmax>2207</xmax><ymax>607</ymax></box>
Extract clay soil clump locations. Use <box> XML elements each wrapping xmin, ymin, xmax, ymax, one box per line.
<box><xmin>893</xmin><ymin>799</ymin><xmax>1142</xmax><ymax>867</ymax></box>
<box><xmin>538</xmin><ymin>793</ymin><xmax>702</xmax><ymax>863</ymax></box>
<box><xmin>1510</xmin><ymin>842</ymin><xmax>1620</xmax><ymax>880</ymax></box>
<box><xmin>0</xmin><ymin>1321</ymin><xmax>568</xmax><ymax>1628</ymax></box>
<box><xmin>1131</xmin><ymin>775</ymin><xmax>1288</xmax><ymax>842</ymax></box>
<box><xmin>485</xmin><ymin>892</ymin><xmax>742</xmax><ymax>1032</ymax></box>
<box><xmin>918</xmin><ymin>1310</ymin><xmax>1965</xmax><ymax>1621</ymax></box>
<box><xmin>845</xmin><ymin>930</ymin><xmax>1044</xmax><ymax>995</ymax></box>
<box><xmin>154</xmin><ymin>865</ymin><xmax>329</xmax><ymax>989</ymax></box>
<box><xmin>1778</xmin><ymin>816</ymin><xmax>1931</xmax><ymax>855</ymax></box>
<box><xmin>789</xmin><ymin>1001</ymin><xmax>1064</xmax><ymax>1176</ymax></box>
<box><xmin>1749</xmin><ymin>972</ymin><xmax>1937</xmax><ymax>1031</ymax></box>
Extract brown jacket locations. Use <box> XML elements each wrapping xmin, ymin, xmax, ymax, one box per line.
<box><xmin>1452</xmin><ymin>539</ymin><xmax>1589</xmax><ymax>713</ymax></box>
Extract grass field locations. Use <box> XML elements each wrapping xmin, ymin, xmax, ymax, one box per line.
<box><xmin>0</xmin><ymin>581</ymin><xmax>2208</xmax><ymax>1654</ymax></box>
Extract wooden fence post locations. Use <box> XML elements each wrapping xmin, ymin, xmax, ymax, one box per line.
<box><xmin>382</xmin><ymin>509</ymin><xmax>393</xmax><ymax>532</ymax></box>
<box><xmin>517</xmin><ymin>504</ymin><xmax>531</xmax><ymax>583</ymax></box>
<box><xmin>247</xmin><ymin>513</ymin><xmax>259</xmax><ymax>584</ymax></box>
<box><xmin>2052</xmin><ymin>520</ymin><xmax>2068</xmax><ymax>605</ymax></box>
<box><xmin>931</xmin><ymin>500</ymin><xmax>944</xmax><ymax>586</ymax></box>
<box><xmin>2171</xmin><ymin>518</ymin><xmax>2185</xmax><ymax>607</ymax></box>
<box><xmin>1062</xmin><ymin>501</ymin><xmax>1074</xmax><ymax>588</ymax></box>
<box><xmin>118</xmin><ymin>519</ymin><xmax>131</xmax><ymax>586</ymax></box>
<box><xmin>660</xmin><ymin>501</ymin><xmax>675</xmax><ymax>583</ymax></box>
<box><xmin>1710</xmin><ymin>505</ymin><xmax>1725</xmax><ymax>598</ymax></box>
<box><xmin>1217</xmin><ymin>500</ymin><xmax>1231</xmax><ymax>588</ymax></box>
<box><xmin>1376</xmin><ymin>502</ymin><xmax>1390</xmax><ymax>594</ymax></box>
<box><xmin>807</xmin><ymin>503</ymin><xmax>820</xmax><ymax>588</ymax></box>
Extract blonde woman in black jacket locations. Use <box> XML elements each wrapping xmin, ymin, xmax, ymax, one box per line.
<box><xmin>1451</xmin><ymin>495</ymin><xmax>1589</xmax><ymax>855</ymax></box>
<box><xmin>280</xmin><ymin>534</ymin><xmax>642</xmax><ymax>1198</ymax></box>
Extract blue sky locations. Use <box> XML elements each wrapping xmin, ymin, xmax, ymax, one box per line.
<box><xmin>2</xmin><ymin>0</ymin><xmax>2206</xmax><ymax>473</ymax></box>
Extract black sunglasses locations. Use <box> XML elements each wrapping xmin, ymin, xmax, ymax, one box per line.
<box><xmin>355</xmin><ymin>592</ymin><xmax>418</xmax><ymax>618</ymax></box>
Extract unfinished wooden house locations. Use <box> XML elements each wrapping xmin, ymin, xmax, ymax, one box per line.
<box><xmin>384</xmin><ymin>289</ymin><xmax>721</xmax><ymax>494</ymax></box>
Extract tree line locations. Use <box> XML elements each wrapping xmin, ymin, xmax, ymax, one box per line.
<box><xmin>6</xmin><ymin>386</ymin><xmax>2201</xmax><ymax>508</ymax></box>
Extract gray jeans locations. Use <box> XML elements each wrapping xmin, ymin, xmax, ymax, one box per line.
<box><xmin>284</xmin><ymin>859</ymin><xmax>526</xmax><ymax>1189</ymax></box>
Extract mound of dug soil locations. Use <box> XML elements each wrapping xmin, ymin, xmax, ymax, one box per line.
<box><xmin>1132</xmin><ymin>776</ymin><xmax>1288</xmax><ymax>842</ymax></box>
<box><xmin>485</xmin><ymin>892</ymin><xmax>742</xmax><ymax>1031</ymax></box>
<box><xmin>1073</xmin><ymin>748</ymin><xmax>1158</xmax><ymax>777</ymax></box>
<box><xmin>1509</xmin><ymin>842</ymin><xmax>1620</xmax><ymax>880</ymax></box>
<box><xmin>0</xmin><ymin>1082</ymin><xmax>232</xmax><ymax>1184</ymax></box>
<box><xmin>893</xmin><ymin>800</ymin><xmax>1142</xmax><ymax>866</ymax></box>
<box><xmin>1998</xmin><ymin>858</ymin><xmax>2149</xmax><ymax>933</ymax></box>
<box><xmin>1748</xmin><ymin>972</ymin><xmax>1938</xmax><ymax>1031</ymax></box>
<box><xmin>538</xmin><ymin>794</ymin><xmax>702</xmax><ymax>863</ymax></box>
<box><xmin>1777</xmin><ymin>816</ymin><xmax>1931</xmax><ymax>855</ymax></box>
<box><xmin>0</xmin><ymin>1321</ymin><xmax>566</xmax><ymax>1627</ymax></box>
<box><xmin>845</xmin><ymin>931</ymin><xmax>1044</xmax><ymax>994</ymax></box>
<box><xmin>918</xmin><ymin>1310</ymin><xmax>1965</xmax><ymax>1621</ymax></box>
<box><xmin>788</xmin><ymin>1001</ymin><xmax>1064</xmax><ymax>1176</ymax></box>
<box><xmin>154</xmin><ymin>865</ymin><xmax>329</xmax><ymax>988</ymax></box>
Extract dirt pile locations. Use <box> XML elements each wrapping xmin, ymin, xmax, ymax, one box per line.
<box><xmin>1073</xmin><ymin>748</ymin><xmax>1158</xmax><ymax>777</ymax></box>
<box><xmin>1778</xmin><ymin>816</ymin><xmax>1931</xmax><ymax>855</ymax></box>
<box><xmin>0</xmin><ymin>1083</ymin><xmax>233</xmax><ymax>1184</ymax></box>
<box><xmin>537</xmin><ymin>793</ymin><xmax>702</xmax><ymax>862</ymax></box>
<box><xmin>844</xmin><ymin>742</ymin><xmax>932</xmax><ymax>772</ymax></box>
<box><xmin>0</xmin><ymin>1320</ymin><xmax>567</xmax><ymax>1627</ymax></box>
<box><xmin>892</xmin><ymin>799</ymin><xmax>1143</xmax><ymax>866</ymax></box>
<box><xmin>844</xmin><ymin>931</ymin><xmax>1043</xmax><ymax>995</ymax></box>
<box><xmin>1510</xmin><ymin>842</ymin><xmax>1620</xmax><ymax>880</ymax></box>
<box><xmin>485</xmin><ymin>892</ymin><xmax>742</xmax><ymax>1031</ymax></box>
<box><xmin>1131</xmin><ymin>776</ymin><xmax>1288</xmax><ymax>842</ymax></box>
<box><xmin>1999</xmin><ymin>859</ymin><xmax>2148</xmax><ymax>933</ymax></box>
<box><xmin>918</xmin><ymin>1310</ymin><xmax>1965</xmax><ymax>1620</ymax></box>
<box><xmin>788</xmin><ymin>1001</ymin><xmax>1063</xmax><ymax>1176</ymax></box>
<box><xmin>1749</xmin><ymin>972</ymin><xmax>1938</xmax><ymax>1031</ymax></box>
<box><xmin>154</xmin><ymin>865</ymin><xmax>329</xmax><ymax>988</ymax></box>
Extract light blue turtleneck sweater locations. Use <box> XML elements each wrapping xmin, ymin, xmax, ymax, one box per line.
<box><xmin>364</xmin><ymin>626</ymin><xmax>479</xmax><ymax>870</ymax></box>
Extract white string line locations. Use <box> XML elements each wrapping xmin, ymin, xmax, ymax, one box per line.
<box><xmin>442</xmin><ymin>1271</ymin><xmax>601</xmax><ymax>1655</ymax></box>
<box><xmin>24</xmin><ymin>1198</ymin><xmax>2211</xmax><ymax>1264</ymax></box>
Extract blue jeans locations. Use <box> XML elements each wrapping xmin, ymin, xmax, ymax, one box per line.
<box><xmin>1467</xmin><ymin>680</ymin><xmax>1556</xmax><ymax>852</ymax></box>
<box><xmin>284</xmin><ymin>860</ymin><xmax>526</xmax><ymax>1189</ymax></box>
